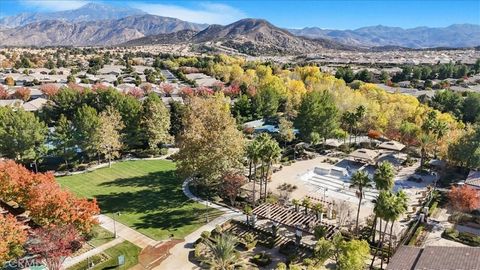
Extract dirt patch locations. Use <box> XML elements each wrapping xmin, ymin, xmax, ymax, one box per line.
<box><xmin>138</xmin><ymin>239</ymin><xmax>184</xmax><ymax>269</ymax></box>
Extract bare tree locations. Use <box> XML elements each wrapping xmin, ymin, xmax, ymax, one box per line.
<box><xmin>335</xmin><ymin>200</ymin><xmax>353</xmax><ymax>229</ymax></box>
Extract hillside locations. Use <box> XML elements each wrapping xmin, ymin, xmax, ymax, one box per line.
<box><xmin>0</xmin><ymin>15</ymin><xmax>207</xmax><ymax>47</ymax></box>
<box><xmin>289</xmin><ymin>24</ymin><xmax>480</xmax><ymax>48</ymax></box>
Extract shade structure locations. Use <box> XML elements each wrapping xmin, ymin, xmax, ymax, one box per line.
<box><xmin>348</xmin><ymin>148</ymin><xmax>379</xmax><ymax>163</ymax></box>
<box><xmin>378</xmin><ymin>140</ymin><xmax>406</xmax><ymax>151</ymax></box>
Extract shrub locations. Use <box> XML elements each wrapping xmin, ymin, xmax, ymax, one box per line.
<box><xmin>275</xmin><ymin>262</ymin><xmax>287</xmax><ymax>270</ymax></box>
<box><xmin>251</xmin><ymin>252</ymin><xmax>272</xmax><ymax>267</ymax></box>
<box><xmin>443</xmin><ymin>228</ymin><xmax>480</xmax><ymax>246</ymax></box>
<box><xmin>242</xmin><ymin>233</ymin><xmax>257</xmax><ymax>250</ymax></box>
<box><xmin>201</xmin><ymin>231</ymin><xmax>211</xmax><ymax>239</ymax></box>
<box><xmin>314</xmin><ymin>225</ymin><xmax>327</xmax><ymax>239</ymax></box>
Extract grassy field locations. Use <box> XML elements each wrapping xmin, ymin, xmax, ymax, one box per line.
<box><xmin>58</xmin><ymin>160</ymin><xmax>222</xmax><ymax>240</ymax></box>
<box><xmin>69</xmin><ymin>241</ymin><xmax>141</xmax><ymax>270</ymax></box>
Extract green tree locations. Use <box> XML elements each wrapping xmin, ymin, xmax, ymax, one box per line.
<box><xmin>169</xmin><ymin>100</ymin><xmax>187</xmax><ymax>138</ymax></box>
<box><xmin>140</xmin><ymin>94</ymin><xmax>172</xmax><ymax>153</ymax></box>
<box><xmin>462</xmin><ymin>93</ymin><xmax>480</xmax><ymax>123</ymax></box>
<box><xmin>256</xmin><ymin>133</ymin><xmax>282</xmax><ymax>201</ymax></box>
<box><xmin>350</xmin><ymin>170</ymin><xmax>373</xmax><ymax>235</ymax></box>
<box><xmin>73</xmin><ymin>104</ymin><xmax>100</xmax><ymax>160</ymax></box>
<box><xmin>374</xmin><ymin>161</ymin><xmax>395</xmax><ymax>191</ymax></box>
<box><xmin>0</xmin><ymin>108</ymin><xmax>47</xmax><ymax>163</ymax></box>
<box><xmin>448</xmin><ymin>125</ymin><xmax>480</xmax><ymax>169</ymax></box>
<box><xmin>92</xmin><ymin>107</ymin><xmax>124</xmax><ymax>167</ymax></box>
<box><xmin>51</xmin><ymin>114</ymin><xmax>76</xmax><ymax>168</ymax></box>
<box><xmin>314</xmin><ymin>237</ymin><xmax>334</xmax><ymax>266</ymax></box>
<box><xmin>246</xmin><ymin>140</ymin><xmax>261</xmax><ymax>205</ymax></box>
<box><xmin>278</xmin><ymin>117</ymin><xmax>295</xmax><ymax>146</ymax></box>
<box><xmin>337</xmin><ymin>238</ymin><xmax>370</xmax><ymax>270</ymax></box>
<box><xmin>200</xmin><ymin>233</ymin><xmax>250</xmax><ymax>269</ymax></box>
<box><xmin>175</xmin><ymin>94</ymin><xmax>245</xmax><ymax>191</ymax></box>
<box><xmin>295</xmin><ymin>90</ymin><xmax>339</xmax><ymax>143</ymax></box>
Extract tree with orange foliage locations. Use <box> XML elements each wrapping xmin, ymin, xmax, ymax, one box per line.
<box><xmin>0</xmin><ymin>85</ymin><xmax>9</xmax><ymax>99</ymax></box>
<box><xmin>12</xmin><ymin>87</ymin><xmax>31</xmax><ymax>101</ymax></box>
<box><xmin>0</xmin><ymin>161</ymin><xmax>99</xmax><ymax>234</ymax></box>
<box><xmin>4</xmin><ymin>76</ymin><xmax>14</xmax><ymax>86</ymax></box>
<box><xmin>27</xmin><ymin>225</ymin><xmax>83</xmax><ymax>270</ymax></box>
<box><xmin>40</xmin><ymin>84</ymin><xmax>59</xmax><ymax>98</ymax></box>
<box><xmin>0</xmin><ymin>214</ymin><xmax>27</xmax><ymax>264</ymax></box>
<box><xmin>448</xmin><ymin>185</ymin><xmax>480</xmax><ymax>212</ymax></box>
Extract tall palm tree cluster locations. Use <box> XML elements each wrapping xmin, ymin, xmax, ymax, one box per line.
<box><xmin>350</xmin><ymin>161</ymin><xmax>408</xmax><ymax>269</ymax></box>
<box><xmin>246</xmin><ymin>133</ymin><xmax>282</xmax><ymax>205</ymax></box>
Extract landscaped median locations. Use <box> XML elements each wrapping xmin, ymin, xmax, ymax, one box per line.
<box><xmin>69</xmin><ymin>241</ymin><xmax>141</xmax><ymax>270</ymax></box>
<box><xmin>57</xmin><ymin>160</ymin><xmax>223</xmax><ymax>240</ymax></box>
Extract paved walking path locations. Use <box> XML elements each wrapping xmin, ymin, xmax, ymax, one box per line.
<box><xmin>154</xmin><ymin>179</ymin><xmax>245</xmax><ymax>270</ymax></box>
<box><xmin>98</xmin><ymin>215</ymin><xmax>159</xmax><ymax>249</ymax></box>
<box><xmin>63</xmin><ymin>237</ymin><xmax>125</xmax><ymax>268</ymax></box>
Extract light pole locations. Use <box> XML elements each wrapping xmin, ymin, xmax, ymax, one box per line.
<box><xmin>113</xmin><ymin>212</ymin><xmax>120</xmax><ymax>238</ymax></box>
<box><xmin>205</xmin><ymin>197</ymin><xmax>209</xmax><ymax>223</ymax></box>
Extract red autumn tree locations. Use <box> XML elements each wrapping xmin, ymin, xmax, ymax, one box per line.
<box><xmin>127</xmin><ymin>87</ymin><xmax>144</xmax><ymax>99</ymax></box>
<box><xmin>448</xmin><ymin>185</ymin><xmax>480</xmax><ymax>212</ymax></box>
<box><xmin>0</xmin><ymin>214</ymin><xmax>27</xmax><ymax>264</ymax></box>
<box><xmin>12</xmin><ymin>87</ymin><xmax>31</xmax><ymax>101</ymax></box>
<box><xmin>0</xmin><ymin>85</ymin><xmax>9</xmax><ymax>99</ymax></box>
<box><xmin>0</xmin><ymin>160</ymin><xmax>99</xmax><ymax>234</ymax></box>
<box><xmin>66</xmin><ymin>82</ymin><xmax>84</xmax><ymax>93</ymax></box>
<box><xmin>27</xmin><ymin>225</ymin><xmax>83</xmax><ymax>270</ymax></box>
<box><xmin>221</xmin><ymin>171</ymin><xmax>247</xmax><ymax>206</ymax></box>
<box><xmin>180</xmin><ymin>87</ymin><xmax>194</xmax><ymax>98</ymax></box>
<box><xmin>40</xmin><ymin>84</ymin><xmax>59</xmax><ymax>98</ymax></box>
<box><xmin>161</xmin><ymin>83</ymin><xmax>174</xmax><ymax>97</ymax></box>
<box><xmin>367</xmin><ymin>130</ymin><xmax>382</xmax><ymax>140</ymax></box>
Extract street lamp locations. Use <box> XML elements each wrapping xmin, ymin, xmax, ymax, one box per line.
<box><xmin>113</xmin><ymin>212</ymin><xmax>120</xmax><ymax>238</ymax></box>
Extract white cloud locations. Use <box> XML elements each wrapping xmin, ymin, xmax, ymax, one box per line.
<box><xmin>19</xmin><ymin>0</ymin><xmax>89</xmax><ymax>12</ymax></box>
<box><xmin>131</xmin><ymin>2</ymin><xmax>246</xmax><ymax>25</ymax></box>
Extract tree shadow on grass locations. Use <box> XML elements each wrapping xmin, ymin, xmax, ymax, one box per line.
<box><xmin>133</xmin><ymin>207</ymin><xmax>224</xmax><ymax>236</ymax></box>
<box><xmin>95</xmin><ymin>170</ymin><xmax>201</xmax><ymax>232</ymax></box>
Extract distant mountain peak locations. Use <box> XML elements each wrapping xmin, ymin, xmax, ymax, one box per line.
<box><xmin>0</xmin><ymin>2</ymin><xmax>146</xmax><ymax>28</ymax></box>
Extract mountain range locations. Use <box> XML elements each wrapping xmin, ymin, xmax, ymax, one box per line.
<box><xmin>122</xmin><ymin>19</ymin><xmax>355</xmax><ymax>54</ymax></box>
<box><xmin>289</xmin><ymin>24</ymin><xmax>480</xmax><ymax>48</ymax></box>
<box><xmin>0</xmin><ymin>3</ymin><xmax>479</xmax><ymax>53</ymax></box>
<box><xmin>0</xmin><ymin>3</ymin><xmax>147</xmax><ymax>28</ymax></box>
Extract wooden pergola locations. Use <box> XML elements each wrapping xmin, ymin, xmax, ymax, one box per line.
<box><xmin>252</xmin><ymin>203</ymin><xmax>338</xmax><ymax>239</ymax></box>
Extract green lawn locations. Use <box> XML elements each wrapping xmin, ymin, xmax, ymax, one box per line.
<box><xmin>88</xmin><ymin>226</ymin><xmax>115</xmax><ymax>247</ymax></box>
<box><xmin>58</xmin><ymin>160</ymin><xmax>222</xmax><ymax>240</ymax></box>
<box><xmin>69</xmin><ymin>241</ymin><xmax>141</xmax><ymax>270</ymax></box>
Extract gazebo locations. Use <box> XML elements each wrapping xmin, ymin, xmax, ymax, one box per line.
<box><xmin>348</xmin><ymin>148</ymin><xmax>380</xmax><ymax>164</ymax></box>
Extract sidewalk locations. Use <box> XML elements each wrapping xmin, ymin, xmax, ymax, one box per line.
<box><xmin>63</xmin><ymin>237</ymin><xmax>124</xmax><ymax>268</ymax></box>
<box><xmin>97</xmin><ymin>215</ymin><xmax>159</xmax><ymax>249</ymax></box>
<box><xmin>154</xmin><ymin>179</ymin><xmax>245</xmax><ymax>270</ymax></box>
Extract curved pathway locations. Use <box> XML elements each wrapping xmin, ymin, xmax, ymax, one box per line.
<box><xmin>154</xmin><ymin>179</ymin><xmax>245</xmax><ymax>270</ymax></box>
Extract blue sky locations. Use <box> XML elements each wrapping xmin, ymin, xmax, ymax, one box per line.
<box><xmin>1</xmin><ymin>0</ymin><xmax>479</xmax><ymax>29</ymax></box>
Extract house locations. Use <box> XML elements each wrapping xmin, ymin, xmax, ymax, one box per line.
<box><xmin>387</xmin><ymin>246</ymin><xmax>480</xmax><ymax>270</ymax></box>
<box><xmin>0</xmin><ymin>99</ymin><xmax>23</xmax><ymax>109</ymax></box>
<box><xmin>397</xmin><ymin>81</ymin><xmax>411</xmax><ymax>88</ymax></box>
<box><xmin>465</xmin><ymin>170</ymin><xmax>480</xmax><ymax>190</ymax></box>
<box><xmin>22</xmin><ymin>98</ymin><xmax>49</xmax><ymax>112</ymax></box>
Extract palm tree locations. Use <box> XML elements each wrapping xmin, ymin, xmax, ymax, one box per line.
<box><xmin>246</xmin><ymin>140</ymin><xmax>261</xmax><ymax>205</ymax></box>
<box><xmin>370</xmin><ymin>161</ymin><xmax>395</xmax><ymax>242</ymax></box>
<box><xmin>261</xmin><ymin>138</ymin><xmax>281</xmax><ymax>201</ymax></box>
<box><xmin>302</xmin><ymin>197</ymin><xmax>312</xmax><ymax>215</ymax></box>
<box><xmin>255</xmin><ymin>133</ymin><xmax>281</xmax><ymax>202</ymax></box>
<box><xmin>292</xmin><ymin>198</ymin><xmax>301</xmax><ymax>212</ymax></box>
<box><xmin>387</xmin><ymin>191</ymin><xmax>408</xmax><ymax>263</ymax></box>
<box><xmin>312</xmin><ymin>203</ymin><xmax>324</xmax><ymax>219</ymax></box>
<box><xmin>350</xmin><ymin>170</ymin><xmax>373</xmax><ymax>235</ymax></box>
<box><xmin>374</xmin><ymin>161</ymin><xmax>395</xmax><ymax>191</ymax></box>
<box><xmin>370</xmin><ymin>191</ymin><xmax>396</xmax><ymax>269</ymax></box>
<box><xmin>202</xmin><ymin>233</ymin><xmax>249</xmax><ymax>269</ymax></box>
